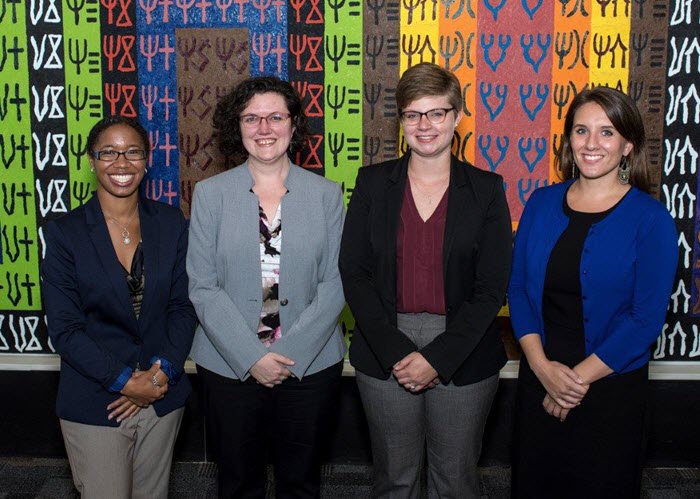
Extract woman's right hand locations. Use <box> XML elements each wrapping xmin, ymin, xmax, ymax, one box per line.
<box><xmin>250</xmin><ymin>353</ymin><xmax>295</xmax><ymax>388</ymax></box>
<box><xmin>121</xmin><ymin>361</ymin><xmax>168</xmax><ymax>406</ymax></box>
<box><xmin>106</xmin><ymin>396</ymin><xmax>146</xmax><ymax>423</ymax></box>
<box><xmin>531</xmin><ymin>359</ymin><xmax>588</xmax><ymax>408</ymax></box>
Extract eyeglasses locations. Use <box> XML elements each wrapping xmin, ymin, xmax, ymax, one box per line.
<box><xmin>399</xmin><ymin>108</ymin><xmax>456</xmax><ymax>126</ymax></box>
<box><xmin>239</xmin><ymin>113</ymin><xmax>291</xmax><ymax>128</ymax></box>
<box><xmin>92</xmin><ymin>149</ymin><xmax>147</xmax><ymax>162</ymax></box>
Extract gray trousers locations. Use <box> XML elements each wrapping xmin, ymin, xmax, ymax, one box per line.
<box><xmin>356</xmin><ymin>313</ymin><xmax>499</xmax><ymax>499</ymax></box>
<box><xmin>60</xmin><ymin>406</ymin><xmax>184</xmax><ymax>499</ymax></box>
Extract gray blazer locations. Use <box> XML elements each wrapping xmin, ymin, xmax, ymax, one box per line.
<box><xmin>187</xmin><ymin>162</ymin><xmax>346</xmax><ymax>380</ymax></box>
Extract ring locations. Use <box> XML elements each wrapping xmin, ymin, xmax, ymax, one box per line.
<box><xmin>151</xmin><ymin>375</ymin><xmax>161</xmax><ymax>387</ymax></box>
<box><xmin>409</xmin><ymin>384</ymin><xmax>416</xmax><ymax>390</ymax></box>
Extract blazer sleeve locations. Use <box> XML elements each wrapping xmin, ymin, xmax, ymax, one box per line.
<box><xmin>41</xmin><ymin>221</ymin><xmax>130</xmax><ymax>389</ymax></box>
<box><xmin>507</xmin><ymin>188</ymin><xmax>543</xmax><ymax>340</ymax></box>
<box><xmin>593</xmin><ymin>208</ymin><xmax>678</xmax><ymax>372</ymax></box>
<box><xmin>339</xmin><ymin>168</ymin><xmax>418</xmax><ymax>372</ymax></box>
<box><xmin>420</xmin><ymin>175</ymin><xmax>513</xmax><ymax>381</ymax></box>
<box><xmin>155</xmin><ymin>210</ymin><xmax>197</xmax><ymax>382</ymax></box>
<box><xmin>269</xmin><ymin>183</ymin><xmax>346</xmax><ymax>378</ymax></box>
<box><xmin>187</xmin><ymin>183</ymin><xmax>268</xmax><ymax>379</ymax></box>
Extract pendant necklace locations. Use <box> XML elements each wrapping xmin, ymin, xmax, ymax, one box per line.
<box><xmin>103</xmin><ymin>204</ymin><xmax>138</xmax><ymax>245</ymax></box>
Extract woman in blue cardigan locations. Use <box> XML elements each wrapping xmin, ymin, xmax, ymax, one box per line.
<box><xmin>509</xmin><ymin>87</ymin><xmax>678</xmax><ymax>498</ymax></box>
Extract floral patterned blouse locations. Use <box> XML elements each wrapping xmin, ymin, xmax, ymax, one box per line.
<box><xmin>257</xmin><ymin>203</ymin><xmax>282</xmax><ymax>347</ymax></box>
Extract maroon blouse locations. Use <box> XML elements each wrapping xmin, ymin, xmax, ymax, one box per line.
<box><xmin>396</xmin><ymin>181</ymin><xmax>448</xmax><ymax>314</ymax></box>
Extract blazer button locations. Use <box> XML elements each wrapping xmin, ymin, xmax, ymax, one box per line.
<box><xmin>280</xmin><ymin>299</ymin><xmax>288</xmax><ymax>306</ymax></box>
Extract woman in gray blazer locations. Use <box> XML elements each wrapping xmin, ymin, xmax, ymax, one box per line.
<box><xmin>187</xmin><ymin>77</ymin><xmax>346</xmax><ymax>498</ymax></box>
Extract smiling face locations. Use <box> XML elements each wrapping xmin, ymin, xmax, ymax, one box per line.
<box><xmin>401</xmin><ymin>95</ymin><xmax>461</xmax><ymax>161</ymax></box>
<box><xmin>240</xmin><ymin>92</ymin><xmax>294</xmax><ymax>169</ymax></box>
<box><xmin>89</xmin><ymin>123</ymin><xmax>147</xmax><ymax>200</ymax></box>
<box><xmin>570</xmin><ymin>101</ymin><xmax>633</xmax><ymax>183</ymax></box>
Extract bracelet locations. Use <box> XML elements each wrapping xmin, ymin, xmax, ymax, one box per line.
<box><xmin>151</xmin><ymin>374</ymin><xmax>161</xmax><ymax>387</ymax></box>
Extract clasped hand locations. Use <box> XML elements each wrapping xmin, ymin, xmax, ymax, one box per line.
<box><xmin>533</xmin><ymin>359</ymin><xmax>588</xmax><ymax>408</ymax></box>
<box><xmin>250</xmin><ymin>352</ymin><xmax>296</xmax><ymax>388</ymax></box>
<box><xmin>107</xmin><ymin>361</ymin><xmax>169</xmax><ymax>422</ymax></box>
<box><xmin>393</xmin><ymin>352</ymin><xmax>440</xmax><ymax>392</ymax></box>
<box><xmin>532</xmin><ymin>360</ymin><xmax>589</xmax><ymax>422</ymax></box>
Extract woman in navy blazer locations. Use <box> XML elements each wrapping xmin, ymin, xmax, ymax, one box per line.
<box><xmin>41</xmin><ymin>116</ymin><xmax>196</xmax><ymax>499</ymax></box>
<box><xmin>509</xmin><ymin>87</ymin><xmax>678</xmax><ymax>498</ymax></box>
<box><xmin>187</xmin><ymin>77</ymin><xmax>346</xmax><ymax>498</ymax></box>
<box><xmin>339</xmin><ymin>63</ymin><xmax>512</xmax><ymax>498</ymax></box>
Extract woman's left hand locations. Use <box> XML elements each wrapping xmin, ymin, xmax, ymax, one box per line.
<box><xmin>107</xmin><ymin>396</ymin><xmax>145</xmax><ymax>423</ymax></box>
<box><xmin>393</xmin><ymin>352</ymin><xmax>438</xmax><ymax>392</ymax></box>
<box><xmin>542</xmin><ymin>394</ymin><xmax>572</xmax><ymax>422</ymax></box>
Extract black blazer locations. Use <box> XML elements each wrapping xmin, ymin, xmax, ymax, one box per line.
<box><xmin>41</xmin><ymin>196</ymin><xmax>196</xmax><ymax>426</ymax></box>
<box><xmin>339</xmin><ymin>154</ymin><xmax>512</xmax><ymax>385</ymax></box>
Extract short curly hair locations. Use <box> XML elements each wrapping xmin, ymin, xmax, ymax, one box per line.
<box><xmin>86</xmin><ymin>116</ymin><xmax>150</xmax><ymax>157</ymax></box>
<box><xmin>212</xmin><ymin>76</ymin><xmax>308</xmax><ymax>158</ymax></box>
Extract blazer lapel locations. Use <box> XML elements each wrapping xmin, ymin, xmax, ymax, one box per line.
<box><xmin>85</xmin><ymin>196</ymin><xmax>139</xmax><ymax>332</ymax></box>
<box><xmin>384</xmin><ymin>155</ymin><xmax>409</xmax><ymax>308</ymax></box>
<box><xmin>280</xmin><ymin>165</ymin><xmax>304</xmax><ymax>270</ymax></box>
<box><xmin>443</xmin><ymin>156</ymin><xmax>469</xmax><ymax>280</ymax></box>
<box><xmin>138</xmin><ymin>200</ymin><xmax>158</xmax><ymax>326</ymax></box>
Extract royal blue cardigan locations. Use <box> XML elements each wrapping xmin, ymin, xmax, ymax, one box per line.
<box><xmin>508</xmin><ymin>181</ymin><xmax>678</xmax><ymax>374</ymax></box>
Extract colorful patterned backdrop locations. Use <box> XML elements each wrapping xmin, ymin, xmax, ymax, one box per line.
<box><xmin>0</xmin><ymin>0</ymin><xmax>698</xmax><ymax>363</ymax></box>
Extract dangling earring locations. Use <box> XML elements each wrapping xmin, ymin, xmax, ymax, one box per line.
<box><xmin>618</xmin><ymin>156</ymin><xmax>630</xmax><ymax>184</ymax></box>
<box><xmin>569</xmin><ymin>151</ymin><xmax>577</xmax><ymax>179</ymax></box>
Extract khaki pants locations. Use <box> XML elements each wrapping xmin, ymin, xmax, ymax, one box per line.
<box><xmin>60</xmin><ymin>406</ymin><xmax>183</xmax><ymax>499</ymax></box>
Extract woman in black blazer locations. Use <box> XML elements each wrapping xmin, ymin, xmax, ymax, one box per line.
<box><xmin>41</xmin><ymin>116</ymin><xmax>196</xmax><ymax>499</ymax></box>
<box><xmin>339</xmin><ymin>63</ymin><xmax>512</xmax><ymax>498</ymax></box>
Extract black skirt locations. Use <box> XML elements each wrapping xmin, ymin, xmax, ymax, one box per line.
<box><xmin>511</xmin><ymin>320</ymin><xmax>649</xmax><ymax>499</ymax></box>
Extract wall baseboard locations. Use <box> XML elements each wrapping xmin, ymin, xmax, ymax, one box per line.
<box><xmin>3</xmin><ymin>354</ymin><xmax>700</xmax><ymax>380</ymax></box>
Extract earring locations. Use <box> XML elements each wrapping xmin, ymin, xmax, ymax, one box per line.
<box><xmin>618</xmin><ymin>156</ymin><xmax>630</xmax><ymax>184</ymax></box>
<box><xmin>90</xmin><ymin>166</ymin><xmax>95</xmax><ymax>173</ymax></box>
<box><xmin>572</xmin><ymin>163</ymin><xmax>577</xmax><ymax>179</ymax></box>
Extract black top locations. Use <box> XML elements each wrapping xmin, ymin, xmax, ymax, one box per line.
<box><xmin>542</xmin><ymin>193</ymin><xmax>621</xmax><ymax>365</ymax></box>
<box><xmin>125</xmin><ymin>242</ymin><xmax>145</xmax><ymax>319</ymax></box>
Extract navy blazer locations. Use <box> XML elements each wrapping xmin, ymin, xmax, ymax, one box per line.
<box><xmin>339</xmin><ymin>154</ymin><xmax>512</xmax><ymax>385</ymax></box>
<box><xmin>41</xmin><ymin>196</ymin><xmax>196</xmax><ymax>426</ymax></box>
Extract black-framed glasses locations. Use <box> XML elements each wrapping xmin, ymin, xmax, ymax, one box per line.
<box><xmin>399</xmin><ymin>107</ymin><xmax>456</xmax><ymax>126</ymax></box>
<box><xmin>92</xmin><ymin>149</ymin><xmax>147</xmax><ymax>162</ymax></box>
<box><xmin>239</xmin><ymin>113</ymin><xmax>291</xmax><ymax>128</ymax></box>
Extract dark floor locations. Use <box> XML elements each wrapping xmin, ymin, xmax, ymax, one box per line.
<box><xmin>0</xmin><ymin>458</ymin><xmax>699</xmax><ymax>498</ymax></box>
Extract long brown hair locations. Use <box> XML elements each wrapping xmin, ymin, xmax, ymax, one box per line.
<box><xmin>556</xmin><ymin>86</ymin><xmax>651</xmax><ymax>193</ymax></box>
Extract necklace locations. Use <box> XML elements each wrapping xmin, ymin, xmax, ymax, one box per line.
<box><xmin>408</xmin><ymin>174</ymin><xmax>449</xmax><ymax>205</ymax></box>
<box><xmin>103</xmin><ymin>204</ymin><xmax>138</xmax><ymax>245</ymax></box>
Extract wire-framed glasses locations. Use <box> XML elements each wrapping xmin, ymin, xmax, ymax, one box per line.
<box><xmin>239</xmin><ymin>113</ymin><xmax>291</xmax><ymax>128</ymax></box>
<box><xmin>92</xmin><ymin>149</ymin><xmax>147</xmax><ymax>162</ymax></box>
<box><xmin>399</xmin><ymin>108</ymin><xmax>456</xmax><ymax>126</ymax></box>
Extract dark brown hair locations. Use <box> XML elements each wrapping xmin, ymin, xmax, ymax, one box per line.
<box><xmin>212</xmin><ymin>76</ymin><xmax>308</xmax><ymax>158</ymax></box>
<box><xmin>556</xmin><ymin>86</ymin><xmax>651</xmax><ymax>193</ymax></box>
